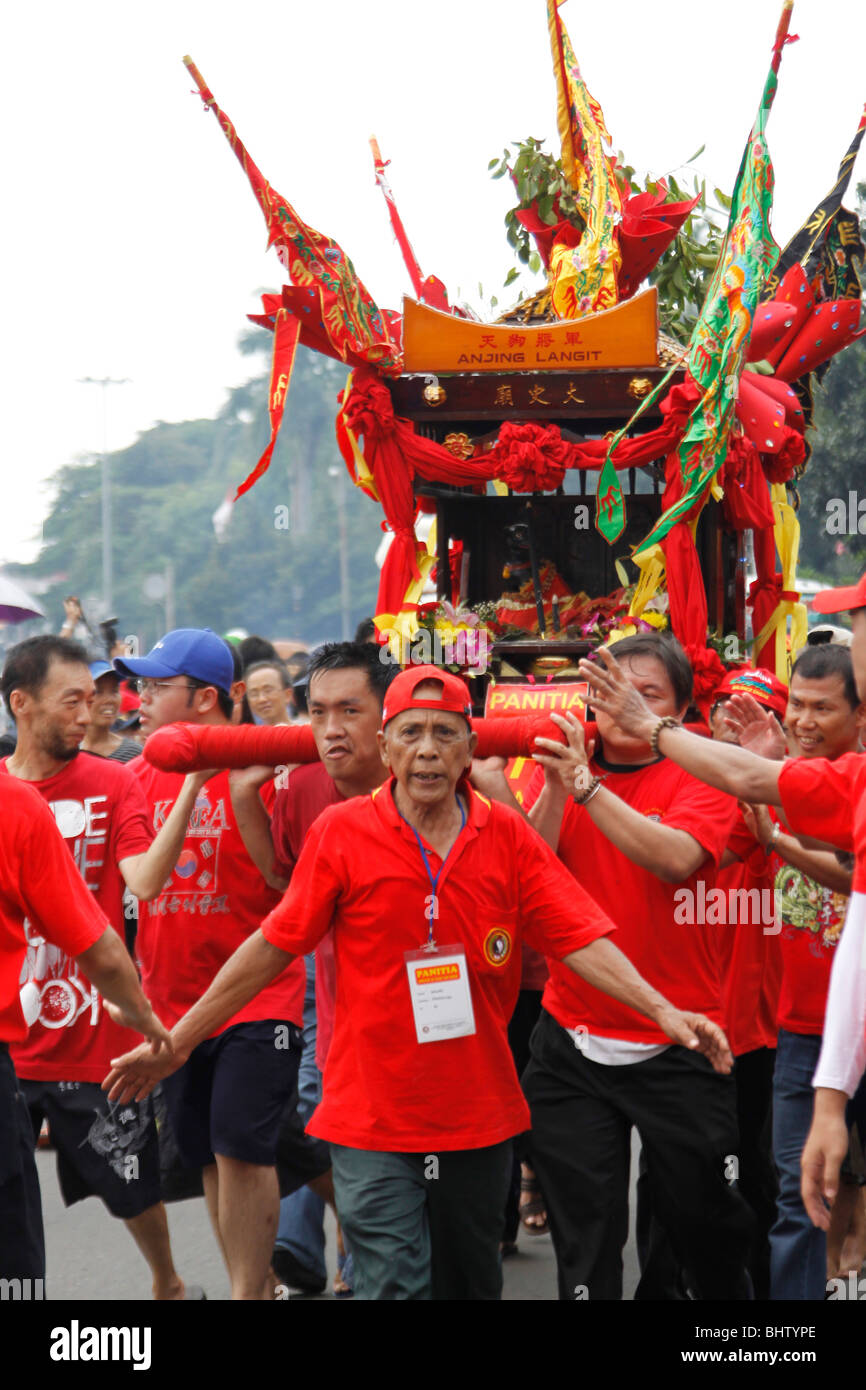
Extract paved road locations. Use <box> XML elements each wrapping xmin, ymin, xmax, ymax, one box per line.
<box><xmin>36</xmin><ymin>1139</ymin><xmax>642</xmax><ymax>1301</ymax></box>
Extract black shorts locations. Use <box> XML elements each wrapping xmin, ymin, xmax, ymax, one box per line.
<box><xmin>275</xmin><ymin>1095</ymin><xmax>331</xmax><ymax>1198</ymax></box>
<box><xmin>160</xmin><ymin>1020</ymin><xmax>302</xmax><ymax>1169</ymax></box>
<box><xmin>22</xmin><ymin>1078</ymin><xmax>161</xmax><ymax>1220</ymax></box>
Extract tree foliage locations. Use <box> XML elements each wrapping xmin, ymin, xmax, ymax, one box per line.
<box><xmin>9</xmin><ymin>340</ymin><xmax>385</xmax><ymax>650</ymax></box>
<box><xmin>795</xmin><ymin>334</ymin><xmax>866</xmax><ymax>583</ymax></box>
<box><xmin>788</xmin><ymin>189</ymin><xmax>866</xmax><ymax>584</ymax></box>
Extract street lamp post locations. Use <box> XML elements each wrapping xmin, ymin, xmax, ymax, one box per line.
<box><xmin>328</xmin><ymin>465</ymin><xmax>351</xmax><ymax>640</ymax></box>
<box><xmin>78</xmin><ymin>376</ymin><xmax>130</xmax><ymax>615</ymax></box>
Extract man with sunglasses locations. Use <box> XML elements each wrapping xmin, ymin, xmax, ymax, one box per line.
<box><xmin>115</xmin><ymin>628</ymin><xmax>306</xmax><ymax>1300</ymax></box>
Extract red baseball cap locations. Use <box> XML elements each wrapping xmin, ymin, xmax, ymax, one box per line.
<box><xmin>382</xmin><ymin>664</ymin><xmax>473</xmax><ymax>728</ymax></box>
<box><xmin>811</xmin><ymin>573</ymin><xmax>866</xmax><ymax>615</ymax></box>
<box><xmin>712</xmin><ymin>666</ymin><xmax>788</xmax><ymax>719</ymax></box>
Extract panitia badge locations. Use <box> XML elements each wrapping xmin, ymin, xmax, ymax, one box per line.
<box><xmin>483</xmin><ymin>928</ymin><xmax>513</xmax><ymax>967</ymax></box>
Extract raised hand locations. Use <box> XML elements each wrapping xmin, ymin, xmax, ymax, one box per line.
<box><xmin>577</xmin><ymin>648</ymin><xmax>657</xmax><ymax>740</ymax></box>
<box><xmin>469</xmin><ymin>754</ymin><xmax>507</xmax><ymax>798</ymax></box>
<box><xmin>533</xmin><ymin>710</ymin><xmax>591</xmax><ymax>795</ymax></box>
<box><xmin>739</xmin><ymin>800</ymin><xmax>775</xmax><ymax>849</ymax></box>
<box><xmin>723</xmin><ymin>693</ymin><xmax>786</xmax><ymax>760</ymax></box>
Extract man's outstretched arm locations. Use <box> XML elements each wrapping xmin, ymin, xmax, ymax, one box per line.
<box><xmin>577</xmin><ymin>649</ymin><xmax>784</xmax><ymax>806</ymax></box>
<box><xmin>104</xmin><ymin>931</ymin><xmax>293</xmax><ymax>1101</ymax></box>
<box><xmin>563</xmin><ymin>936</ymin><xmax>733</xmax><ymax>1074</ymax></box>
<box><xmin>79</xmin><ymin>927</ymin><xmax>171</xmax><ymax>1054</ymax></box>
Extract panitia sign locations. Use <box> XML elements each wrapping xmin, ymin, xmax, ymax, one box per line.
<box><xmin>484</xmin><ymin>682</ymin><xmax>589</xmax><ymax>718</ymax></box>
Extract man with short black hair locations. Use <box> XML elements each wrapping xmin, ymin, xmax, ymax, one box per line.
<box><xmin>575</xmin><ymin>607</ymin><xmax>866</xmax><ymax>1298</ymax></box>
<box><xmin>269</xmin><ymin>640</ymin><xmax>392</xmax><ymax>1293</ymax></box>
<box><xmin>0</xmin><ymin>634</ymin><xmax>204</xmax><ymax>1299</ymax></box>
<box><xmin>733</xmin><ymin>643</ymin><xmax>863</xmax><ymax>1298</ymax></box>
<box><xmin>523</xmin><ymin>632</ymin><xmax>752</xmax><ymax>1300</ymax></box>
<box><xmin>0</xmin><ymin>776</ymin><xmax>171</xmax><ymax>1285</ymax></box>
<box><xmin>114</xmin><ymin>627</ymin><xmax>307</xmax><ymax>1300</ymax></box>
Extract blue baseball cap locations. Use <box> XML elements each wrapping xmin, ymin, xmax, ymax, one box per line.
<box><xmin>113</xmin><ymin>628</ymin><xmax>234</xmax><ymax>694</ymax></box>
<box><xmin>89</xmin><ymin>661</ymin><xmax>117</xmax><ymax>682</ymax></box>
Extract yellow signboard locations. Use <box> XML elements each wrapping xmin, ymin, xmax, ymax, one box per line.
<box><xmin>402</xmin><ymin>289</ymin><xmax>658</xmax><ymax>374</ymax></box>
<box><xmin>484</xmin><ymin>682</ymin><xmax>589</xmax><ymax>717</ymax></box>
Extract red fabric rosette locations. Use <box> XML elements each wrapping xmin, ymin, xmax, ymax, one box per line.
<box><xmin>684</xmin><ymin>643</ymin><xmax>728</xmax><ymax>711</ymax></box>
<box><xmin>489</xmin><ymin>422</ymin><xmax>571</xmax><ymax>493</ymax></box>
<box><xmin>762</xmin><ymin>426</ymin><xmax>805</xmax><ymax>484</ymax></box>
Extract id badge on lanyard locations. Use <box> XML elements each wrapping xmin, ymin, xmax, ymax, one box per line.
<box><xmin>399</xmin><ymin>794</ymin><xmax>476</xmax><ymax>1044</ymax></box>
<box><xmin>404</xmin><ymin>945</ymin><xmax>476</xmax><ymax>1044</ymax></box>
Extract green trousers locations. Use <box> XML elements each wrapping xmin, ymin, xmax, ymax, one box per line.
<box><xmin>331</xmin><ymin>1140</ymin><xmax>513</xmax><ymax>1300</ymax></box>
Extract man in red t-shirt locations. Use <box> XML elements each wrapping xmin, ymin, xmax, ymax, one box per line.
<box><xmin>523</xmin><ymin>633</ymin><xmax>751</xmax><ymax>1301</ymax></box>
<box><xmin>0</xmin><ymin>775</ymin><xmax>170</xmax><ymax>1284</ymax></box>
<box><xmin>576</xmin><ymin>619</ymin><xmax>866</xmax><ymax>1298</ymax></box>
<box><xmin>268</xmin><ymin>640</ymin><xmax>392</xmax><ymax>1293</ymax></box>
<box><xmin>0</xmin><ymin>635</ymin><xmax>213</xmax><ymax>1299</ymax></box>
<box><xmin>103</xmin><ymin>664</ymin><xmax>730</xmax><ymax>1301</ymax></box>
<box><xmin>710</xmin><ymin>666</ymin><xmax>788</xmax><ymax>1301</ymax></box>
<box><xmin>114</xmin><ymin>627</ymin><xmax>306</xmax><ymax>1301</ymax></box>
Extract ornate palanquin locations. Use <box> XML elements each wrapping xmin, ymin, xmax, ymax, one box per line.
<box><xmin>181</xmin><ymin>0</ymin><xmax>865</xmax><ymax>707</ymax></box>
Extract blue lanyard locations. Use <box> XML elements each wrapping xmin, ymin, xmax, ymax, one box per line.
<box><xmin>397</xmin><ymin>794</ymin><xmax>467</xmax><ymax>950</ymax></box>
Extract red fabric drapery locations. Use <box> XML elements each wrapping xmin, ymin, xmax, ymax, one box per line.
<box><xmin>339</xmin><ymin>367</ymin><xmax>699</xmax><ymax>616</ymax></box>
<box><xmin>720</xmin><ymin>435</ymin><xmax>775</xmax><ymax>531</ymax></box>
<box><xmin>649</xmin><ymin>438</ymin><xmax>726</xmax><ymax>711</ymax></box>
<box><xmin>750</xmin><ymin>526</ymin><xmax>783</xmax><ymax>671</ymax></box>
<box><xmin>338</xmin><ymin>364</ymin><xmax>799</xmax><ymax>645</ymax></box>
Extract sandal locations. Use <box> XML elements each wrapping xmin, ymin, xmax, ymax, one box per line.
<box><xmin>519</xmin><ymin>1176</ymin><xmax>549</xmax><ymax>1236</ymax></box>
<box><xmin>333</xmin><ymin>1250</ymin><xmax>354</xmax><ymax>1298</ymax></box>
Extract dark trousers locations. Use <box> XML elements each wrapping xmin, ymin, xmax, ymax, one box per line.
<box><xmin>635</xmin><ymin>1150</ymin><xmax>691</xmax><ymax>1300</ymax></box>
<box><xmin>331</xmin><ymin>1140</ymin><xmax>513</xmax><ymax>1300</ymax></box>
<box><xmin>503</xmin><ymin>988</ymin><xmax>543</xmax><ymax>1243</ymax></box>
<box><xmin>734</xmin><ymin>1046</ymin><xmax>777</xmax><ymax>1301</ymax></box>
<box><xmin>0</xmin><ymin>1048</ymin><xmax>44</xmax><ymax>1282</ymax></box>
<box><xmin>635</xmin><ymin>1045</ymin><xmax>777</xmax><ymax>1301</ymax></box>
<box><xmin>523</xmin><ymin>1009</ymin><xmax>754</xmax><ymax>1301</ymax></box>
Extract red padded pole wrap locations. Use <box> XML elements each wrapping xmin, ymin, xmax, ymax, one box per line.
<box><xmin>143</xmin><ymin>722</ymin><xmax>318</xmax><ymax>772</ymax></box>
<box><xmin>142</xmin><ymin>710</ymin><xmax>576</xmax><ymax>773</ymax></box>
<box><xmin>473</xmin><ymin>713</ymin><xmax>570</xmax><ymax>757</ymax></box>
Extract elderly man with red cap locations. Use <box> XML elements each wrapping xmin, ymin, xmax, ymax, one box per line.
<box><xmin>104</xmin><ymin>663</ymin><xmax>731</xmax><ymax>1301</ymax></box>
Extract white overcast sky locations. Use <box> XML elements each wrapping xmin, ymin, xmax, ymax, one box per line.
<box><xmin>2</xmin><ymin>0</ymin><xmax>864</xmax><ymax>565</ymax></box>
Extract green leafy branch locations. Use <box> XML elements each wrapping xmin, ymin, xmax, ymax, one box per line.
<box><xmin>489</xmin><ymin>138</ymin><xmax>582</xmax><ymax>281</ymax></box>
<box><xmin>490</xmin><ymin>137</ymin><xmax>731</xmax><ymax>339</ymax></box>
